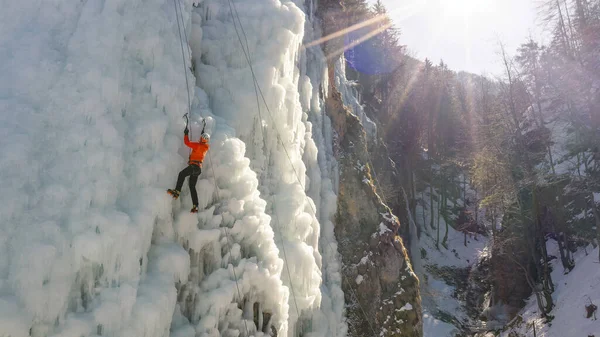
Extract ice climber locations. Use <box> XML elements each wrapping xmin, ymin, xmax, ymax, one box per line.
<box><xmin>167</xmin><ymin>122</ymin><xmax>210</xmax><ymax>213</ymax></box>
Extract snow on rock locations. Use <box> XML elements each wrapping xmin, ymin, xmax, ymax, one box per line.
<box><xmin>397</xmin><ymin>303</ymin><xmax>413</xmax><ymax>312</ymax></box>
<box><xmin>379</xmin><ymin>222</ymin><xmax>392</xmax><ymax>235</ymax></box>
<box><xmin>355</xmin><ymin>275</ymin><xmax>364</xmax><ymax>285</ymax></box>
<box><xmin>334</xmin><ymin>57</ymin><xmax>377</xmax><ymax>140</ymax></box>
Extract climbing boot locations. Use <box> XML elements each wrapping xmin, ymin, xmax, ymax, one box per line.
<box><xmin>167</xmin><ymin>189</ymin><xmax>180</xmax><ymax>199</ymax></box>
<box><xmin>191</xmin><ymin>205</ymin><xmax>199</xmax><ymax>213</ymax></box>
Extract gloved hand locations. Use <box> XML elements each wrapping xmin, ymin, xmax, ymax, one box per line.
<box><xmin>184</xmin><ymin>128</ymin><xmax>189</xmax><ymax>135</ymax></box>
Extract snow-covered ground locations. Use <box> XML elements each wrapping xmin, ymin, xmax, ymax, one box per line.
<box><xmin>416</xmin><ymin>184</ymin><xmax>600</xmax><ymax>337</ymax></box>
<box><xmin>419</xmin><ymin>226</ymin><xmax>488</xmax><ymax>337</ymax></box>
<box><xmin>0</xmin><ymin>0</ymin><xmax>346</xmax><ymax>336</ymax></box>
<box><xmin>416</xmin><ymin>186</ymin><xmax>489</xmax><ymax>337</ymax></box>
<box><xmin>499</xmin><ymin>242</ymin><xmax>600</xmax><ymax>337</ymax></box>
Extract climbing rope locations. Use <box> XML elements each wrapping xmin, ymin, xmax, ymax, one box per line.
<box><xmin>226</xmin><ymin>0</ymin><xmax>379</xmax><ymax>336</ymax></box>
<box><xmin>173</xmin><ymin>0</ymin><xmax>193</xmax><ymax>140</ymax></box>
<box><xmin>173</xmin><ymin>2</ymin><xmax>252</xmax><ymax>337</ymax></box>
<box><xmin>226</xmin><ymin>0</ymin><xmax>304</xmax><ymax>330</ymax></box>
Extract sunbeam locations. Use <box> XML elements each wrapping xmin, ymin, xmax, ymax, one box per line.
<box><xmin>326</xmin><ymin>21</ymin><xmax>394</xmax><ymax>60</ymax></box>
<box><xmin>302</xmin><ymin>14</ymin><xmax>388</xmax><ymax>50</ymax></box>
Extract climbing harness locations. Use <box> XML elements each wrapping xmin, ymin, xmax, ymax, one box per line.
<box><xmin>226</xmin><ymin>0</ymin><xmax>380</xmax><ymax>335</ymax></box>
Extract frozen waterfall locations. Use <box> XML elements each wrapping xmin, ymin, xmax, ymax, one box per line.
<box><xmin>0</xmin><ymin>0</ymin><xmax>346</xmax><ymax>336</ymax></box>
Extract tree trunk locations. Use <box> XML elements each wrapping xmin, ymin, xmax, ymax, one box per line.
<box><xmin>592</xmin><ymin>196</ymin><xmax>600</xmax><ymax>261</ymax></box>
<box><xmin>533</xmin><ymin>187</ymin><xmax>555</xmax><ymax>293</ymax></box>
<box><xmin>556</xmin><ymin>233</ymin><xmax>574</xmax><ymax>272</ymax></box>
<box><xmin>475</xmin><ymin>189</ymin><xmax>479</xmax><ymax>228</ymax></box>
<box><xmin>442</xmin><ymin>187</ymin><xmax>449</xmax><ymax>248</ymax></box>
<box><xmin>437</xmin><ymin>184</ymin><xmax>442</xmax><ymax>232</ymax></box>
<box><xmin>574</xmin><ymin>0</ymin><xmax>588</xmax><ymax>30</ymax></box>
<box><xmin>555</xmin><ymin>192</ymin><xmax>575</xmax><ymax>272</ymax></box>
<box><xmin>436</xmin><ymin>183</ymin><xmax>441</xmax><ymax>249</ymax></box>
<box><xmin>422</xmin><ymin>191</ymin><xmax>427</xmax><ymax>233</ymax></box>
<box><xmin>490</xmin><ymin>209</ymin><xmax>496</xmax><ymax>238</ymax></box>
<box><xmin>547</xmin><ymin>145</ymin><xmax>556</xmax><ymax>174</ymax></box>
<box><xmin>517</xmin><ymin>257</ymin><xmax>553</xmax><ymax>317</ymax></box>
<box><xmin>556</xmin><ymin>0</ymin><xmax>573</xmax><ymax>55</ymax></box>
<box><xmin>540</xmin><ymin>239</ymin><xmax>555</xmax><ymax>293</ymax></box>
<box><xmin>430</xmin><ymin>184</ymin><xmax>435</xmax><ymax>230</ymax></box>
<box><xmin>463</xmin><ymin>173</ymin><xmax>467</xmax><ymax>206</ymax></box>
<box><xmin>563</xmin><ymin>231</ymin><xmax>574</xmax><ymax>268</ymax></box>
<box><xmin>411</xmin><ymin>169</ymin><xmax>417</xmax><ymax>222</ymax></box>
<box><xmin>562</xmin><ymin>0</ymin><xmax>577</xmax><ymax>48</ymax></box>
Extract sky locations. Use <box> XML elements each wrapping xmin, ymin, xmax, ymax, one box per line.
<box><xmin>373</xmin><ymin>0</ymin><xmax>549</xmax><ymax>76</ymax></box>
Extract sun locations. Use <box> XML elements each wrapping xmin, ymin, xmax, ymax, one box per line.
<box><xmin>439</xmin><ymin>0</ymin><xmax>493</xmax><ymax>17</ymax></box>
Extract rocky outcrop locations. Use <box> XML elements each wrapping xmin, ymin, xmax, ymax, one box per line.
<box><xmin>325</xmin><ymin>86</ymin><xmax>423</xmax><ymax>336</ymax></box>
<box><xmin>315</xmin><ymin>2</ymin><xmax>423</xmax><ymax>336</ymax></box>
<box><xmin>367</xmin><ymin>136</ymin><xmax>414</xmax><ymax>242</ymax></box>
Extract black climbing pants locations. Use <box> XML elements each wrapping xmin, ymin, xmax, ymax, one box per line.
<box><xmin>175</xmin><ymin>164</ymin><xmax>202</xmax><ymax>206</ymax></box>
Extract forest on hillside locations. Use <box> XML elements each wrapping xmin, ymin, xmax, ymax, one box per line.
<box><xmin>343</xmin><ymin>0</ymin><xmax>600</xmax><ymax>323</ymax></box>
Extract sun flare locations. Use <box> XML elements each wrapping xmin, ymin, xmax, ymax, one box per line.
<box><xmin>440</xmin><ymin>0</ymin><xmax>493</xmax><ymax>17</ymax></box>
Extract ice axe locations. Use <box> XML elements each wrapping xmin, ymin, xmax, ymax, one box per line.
<box><xmin>183</xmin><ymin>113</ymin><xmax>189</xmax><ymax>129</ymax></box>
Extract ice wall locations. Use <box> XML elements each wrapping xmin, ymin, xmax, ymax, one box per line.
<box><xmin>334</xmin><ymin>57</ymin><xmax>377</xmax><ymax>140</ymax></box>
<box><xmin>0</xmin><ymin>0</ymin><xmax>282</xmax><ymax>336</ymax></box>
<box><xmin>0</xmin><ymin>0</ymin><xmax>199</xmax><ymax>335</ymax></box>
<box><xmin>189</xmin><ymin>0</ymin><xmax>346</xmax><ymax>335</ymax></box>
<box><xmin>0</xmin><ymin>0</ymin><xmax>346</xmax><ymax>336</ymax></box>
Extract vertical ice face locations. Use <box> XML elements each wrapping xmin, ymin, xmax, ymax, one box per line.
<box><xmin>334</xmin><ymin>57</ymin><xmax>377</xmax><ymax>140</ymax></box>
<box><xmin>190</xmin><ymin>0</ymin><xmax>346</xmax><ymax>335</ymax></box>
<box><xmin>0</xmin><ymin>0</ymin><xmax>202</xmax><ymax>335</ymax></box>
<box><xmin>0</xmin><ymin>0</ymin><xmax>346</xmax><ymax>336</ymax></box>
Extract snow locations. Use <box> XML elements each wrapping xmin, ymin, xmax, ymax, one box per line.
<box><xmin>417</xmin><ymin>197</ymin><xmax>487</xmax><ymax>269</ymax></box>
<box><xmin>415</xmin><ymin>183</ymin><xmax>489</xmax><ymax>336</ymax></box>
<box><xmin>398</xmin><ymin>303</ymin><xmax>413</xmax><ymax>312</ymax></box>
<box><xmin>355</xmin><ymin>275</ymin><xmax>364</xmax><ymax>285</ymax></box>
<box><xmin>500</xmin><ymin>242</ymin><xmax>600</xmax><ymax>337</ymax></box>
<box><xmin>334</xmin><ymin>57</ymin><xmax>377</xmax><ymax>140</ymax></box>
<box><xmin>0</xmin><ymin>0</ymin><xmax>346</xmax><ymax>336</ymax></box>
<box><xmin>359</xmin><ymin>255</ymin><xmax>371</xmax><ymax>265</ymax></box>
<box><xmin>192</xmin><ymin>0</ymin><xmax>346</xmax><ymax>334</ymax></box>
<box><xmin>422</xmin><ymin>312</ymin><xmax>458</xmax><ymax>337</ymax></box>
<box><xmin>1</xmin><ymin>0</ymin><xmax>197</xmax><ymax>335</ymax></box>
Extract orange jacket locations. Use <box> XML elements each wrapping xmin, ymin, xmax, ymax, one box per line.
<box><xmin>184</xmin><ymin>135</ymin><xmax>209</xmax><ymax>166</ymax></box>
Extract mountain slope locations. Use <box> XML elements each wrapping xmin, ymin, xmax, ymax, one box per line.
<box><xmin>498</xmin><ymin>242</ymin><xmax>600</xmax><ymax>337</ymax></box>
